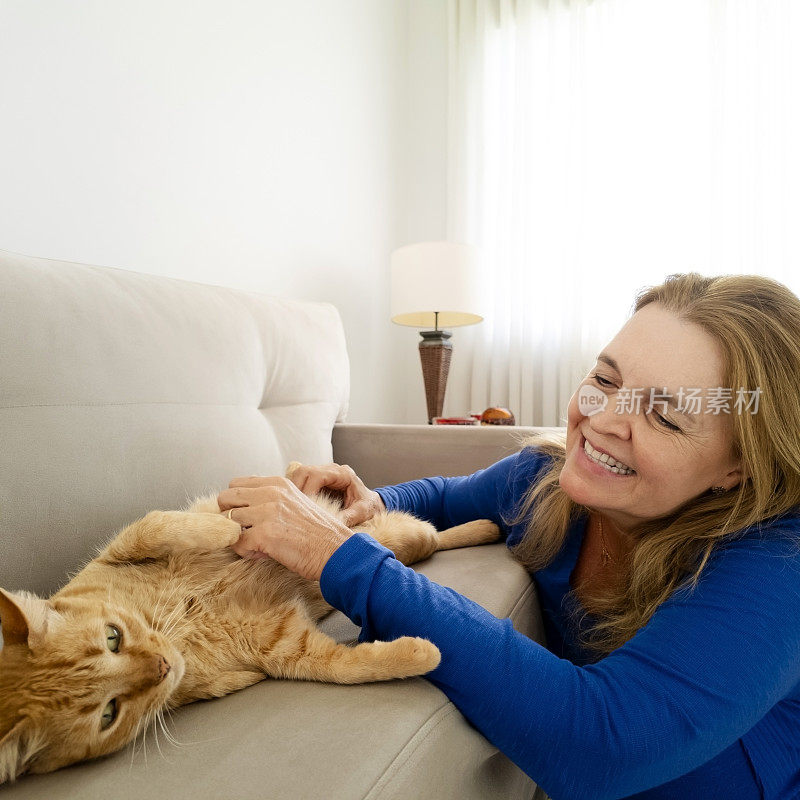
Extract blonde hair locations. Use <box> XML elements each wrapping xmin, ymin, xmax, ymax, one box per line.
<box><xmin>511</xmin><ymin>273</ymin><xmax>800</xmax><ymax>657</ymax></box>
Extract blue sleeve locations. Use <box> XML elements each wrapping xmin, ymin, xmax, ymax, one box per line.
<box><xmin>374</xmin><ymin>449</ymin><xmax>550</xmax><ymax>537</ymax></box>
<box><xmin>319</xmin><ymin>526</ymin><xmax>800</xmax><ymax>800</ymax></box>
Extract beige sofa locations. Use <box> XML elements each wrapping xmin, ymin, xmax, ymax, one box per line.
<box><xmin>0</xmin><ymin>249</ymin><xmax>553</xmax><ymax>799</ymax></box>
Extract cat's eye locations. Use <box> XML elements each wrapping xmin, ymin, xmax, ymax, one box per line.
<box><xmin>105</xmin><ymin>624</ymin><xmax>122</xmax><ymax>653</ymax></box>
<box><xmin>100</xmin><ymin>698</ymin><xmax>118</xmax><ymax>730</ymax></box>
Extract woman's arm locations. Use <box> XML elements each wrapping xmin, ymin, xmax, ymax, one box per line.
<box><xmin>374</xmin><ymin>448</ymin><xmax>551</xmax><ymax>533</ymax></box>
<box><xmin>214</xmin><ymin>447</ymin><xmax>547</xmax><ymax>575</ymax></box>
<box><xmin>319</xmin><ymin>526</ymin><xmax>800</xmax><ymax>800</ymax></box>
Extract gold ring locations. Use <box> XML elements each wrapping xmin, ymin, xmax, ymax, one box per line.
<box><xmin>226</xmin><ymin>509</ymin><xmax>233</xmax><ymax>520</ymax></box>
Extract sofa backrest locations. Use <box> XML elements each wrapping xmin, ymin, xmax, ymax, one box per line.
<box><xmin>0</xmin><ymin>249</ymin><xmax>349</xmax><ymax>597</ymax></box>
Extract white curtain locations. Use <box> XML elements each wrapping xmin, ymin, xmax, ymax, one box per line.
<box><xmin>444</xmin><ymin>0</ymin><xmax>800</xmax><ymax>427</ymax></box>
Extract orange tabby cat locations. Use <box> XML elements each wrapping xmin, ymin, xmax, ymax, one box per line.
<box><xmin>0</xmin><ymin>462</ymin><xmax>499</xmax><ymax>782</ymax></box>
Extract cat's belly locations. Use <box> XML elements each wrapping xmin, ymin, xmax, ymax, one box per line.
<box><xmin>168</xmin><ymin>549</ymin><xmax>331</xmax><ymax>620</ymax></box>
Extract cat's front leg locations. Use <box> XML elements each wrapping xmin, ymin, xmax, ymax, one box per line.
<box><xmin>100</xmin><ymin>510</ymin><xmax>241</xmax><ymax>563</ymax></box>
<box><xmin>247</xmin><ymin>602</ymin><xmax>441</xmax><ymax>684</ymax></box>
<box><xmin>170</xmin><ymin>669</ymin><xmax>265</xmax><ymax>706</ymax></box>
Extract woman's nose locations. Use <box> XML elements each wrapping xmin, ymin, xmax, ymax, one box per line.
<box><xmin>588</xmin><ymin>396</ymin><xmax>633</xmax><ymax>439</ymax></box>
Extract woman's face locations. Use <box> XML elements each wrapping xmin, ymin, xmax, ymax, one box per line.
<box><xmin>559</xmin><ymin>303</ymin><xmax>743</xmax><ymax>531</ymax></box>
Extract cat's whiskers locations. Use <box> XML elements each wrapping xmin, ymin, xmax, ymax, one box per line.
<box><xmin>150</xmin><ymin>580</ymin><xmax>172</xmax><ymax>628</ymax></box>
<box><xmin>157</xmin><ymin>602</ymin><xmax>193</xmax><ymax>645</ymax></box>
<box><xmin>160</xmin><ymin>579</ymin><xmax>204</xmax><ymax>626</ymax></box>
<box><xmin>161</xmin><ymin>603</ymin><xmax>202</xmax><ymax>637</ymax></box>
<box><xmin>154</xmin><ymin>702</ymin><xmax>226</xmax><ymax>748</ymax></box>
<box><xmin>155</xmin><ymin>574</ymin><xmax>219</xmax><ymax>637</ymax></box>
<box><xmin>156</xmin><ymin>708</ymin><xmax>183</xmax><ymax>750</ymax></box>
<box><xmin>151</xmin><ymin>581</ymin><xmax>185</xmax><ymax>632</ymax></box>
<box><xmin>145</xmin><ymin>707</ymin><xmax>157</xmax><ymax>767</ymax></box>
<box><xmin>136</xmin><ymin>708</ymin><xmax>150</xmax><ymax>769</ymax></box>
<box><xmin>150</xmin><ymin>708</ymin><xmax>166</xmax><ymax>762</ymax></box>
<box><xmin>143</xmin><ymin>704</ymin><xmax>165</xmax><ymax>765</ymax></box>
<box><xmin>157</xmin><ymin>576</ymin><xmax>222</xmax><ymax>642</ymax></box>
<box><xmin>161</xmin><ymin>619</ymin><xmax>192</xmax><ymax>646</ymax></box>
<box><xmin>152</xmin><ymin>574</ymin><xmax>210</xmax><ymax>630</ymax></box>
<box><xmin>128</xmin><ymin>712</ymin><xmax>147</xmax><ymax>773</ymax></box>
<box><xmin>142</xmin><ymin>704</ymin><xmax>162</xmax><ymax>767</ymax></box>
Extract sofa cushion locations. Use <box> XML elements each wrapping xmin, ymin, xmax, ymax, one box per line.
<box><xmin>0</xmin><ymin>249</ymin><xmax>349</xmax><ymax>596</ymax></box>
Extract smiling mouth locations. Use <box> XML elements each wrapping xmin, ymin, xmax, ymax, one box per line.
<box><xmin>581</xmin><ymin>436</ymin><xmax>636</xmax><ymax>476</ymax></box>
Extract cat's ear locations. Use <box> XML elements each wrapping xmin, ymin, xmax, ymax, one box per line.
<box><xmin>0</xmin><ymin>589</ymin><xmax>59</xmax><ymax>650</ymax></box>
<box><xmin>0</xmin><ymin>718</ymin><xmax>43</xmax><ymax>783</ymax></box>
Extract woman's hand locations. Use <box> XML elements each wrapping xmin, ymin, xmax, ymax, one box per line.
<box><xmin>287</xmin><ymin>463</ymin><xmax>385</xmax><ymax>527</ymax></box>
<box><xmin>217</xmin><ymin>477</ymin><xmax>352</xmax><ymax>581</ymax></box>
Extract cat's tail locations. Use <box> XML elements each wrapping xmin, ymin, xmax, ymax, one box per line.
<box><xmin>436</xmin><ymin>520</ymin><xmax>501</xmax><ymax>551</ymax></box>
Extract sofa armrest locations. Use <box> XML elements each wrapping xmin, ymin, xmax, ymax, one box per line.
<box><xmin>332</xmin><ymin>422</ymin><xmax>566</xmax><ymax>488</ymax></box>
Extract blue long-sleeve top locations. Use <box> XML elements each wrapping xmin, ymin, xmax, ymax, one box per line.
<box><xmin>319</xmin><ymin>448</ymin><xmax>800</xmax><ymax>800</ymax></box>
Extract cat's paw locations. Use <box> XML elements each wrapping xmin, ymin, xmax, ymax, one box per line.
<box><xmin>387</xmin><ymin>636</ymin><xmax>442</xmax><ymax>676</ymax></box>
<box><xmin>285</xmin><ymin>461</ymin><xmax>303</xmax><ymax>480</ymax></box>
<box><xmin>184</xmin><ymin>494</ymin><xmax>222</xmax><ymax>514</ymax></box>
<box><xmin>198</xmin><ymin>513</ymin><xmax>242</xmax><ymax>549</ymax></box>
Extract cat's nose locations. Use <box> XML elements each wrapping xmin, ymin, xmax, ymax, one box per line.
<box><xmin>156</xmin><ymin>654</ymin><xmax>171</xmax><ymax>682</ymax></box>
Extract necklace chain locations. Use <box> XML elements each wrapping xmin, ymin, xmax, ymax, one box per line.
<box><xmin>598</xmin><ymin>515</ymin><xmax>614</xmax><ymax>565</ymax></box>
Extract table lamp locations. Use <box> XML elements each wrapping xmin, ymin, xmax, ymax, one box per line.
<box><xmin>390</xmin><ymin>241</ymin><xmax>484</xmax><ymax>423</ymax></box>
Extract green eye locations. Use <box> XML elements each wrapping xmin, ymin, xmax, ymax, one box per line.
<box><xmin>105</xmin><ymin>624</ymin><xmax>122</xmax><ymax>653</ymax></box>
<box><xmin>100</xmin><ymin>698</ymin><xmax>118</xmax><ymax>730</ymax></box>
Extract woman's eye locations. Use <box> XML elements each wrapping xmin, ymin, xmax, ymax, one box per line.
<box><xmin>100</xmin><ymin>698</ymin><xmax>118</xmax><ymax>730</ymax></box>
<box><xmin>653</xmin><ymin>411</ymin><xmax>681</xmax><ymax>432</ymax></box>
<box><xmin>105</xmin><ymin>624</ymin><xmax>122</xmax><ymax>653</ymax></box>
<box><xmin>592</xmin><ymin>373</ymin><xmax>614</xmax><ymax>387</ymax></box>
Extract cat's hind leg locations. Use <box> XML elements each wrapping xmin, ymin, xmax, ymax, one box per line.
<box><xmin>360</xmin><ymin>512</ymin><xmax>440</xmax><ymax>565</ymax></box>
<box><xmin>248</xmin><ymin>602</ymin><xmax>441</xmax><ymax>684</ymax></box>
<box><xmin>361</xmin><ymin>513</ymin><xmax>500</xmax><ymax>566</ymax></box>
<box><xmin>434</xmin><ymin>519</ymin><xmax>501</xmax><ymax>550</ymax></box>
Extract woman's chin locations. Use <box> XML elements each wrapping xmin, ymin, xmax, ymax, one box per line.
<box><xmin>559</xmin><ymin>453</ymin><xmax>624</xmax><ymax>508</ymax></box>
<box><xmin>558</xmin><ymin>461</ymin><xmax>592</xmax><ymax>505</ymax></box>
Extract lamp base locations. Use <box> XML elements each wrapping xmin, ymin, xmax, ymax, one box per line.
<box><xmin>419</xmin><ymin>329</ymin><xmax>453</xmax><ymax>424</ymax></box>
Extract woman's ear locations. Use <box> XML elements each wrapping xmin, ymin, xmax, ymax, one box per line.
<box><xmin>720</xmin><ymin>459</ymin><xmax>746</xmax><ymax>491</ymax></box>
<box><xmin>0</xmin><ymin>589</ymin><xmax>58</xmax><ymax>650</ymax></box>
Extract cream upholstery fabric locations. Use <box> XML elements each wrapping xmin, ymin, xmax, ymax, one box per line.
<box><xmin>0</xmin><ymin>250</ymin><xmax>543</xmax><ymax>800</ymax></box>
<box><xmin>333</xmin><ymin>422</ymin><xmax>566</xmax><ymax>489</ymax></box>
<box><xmin>0</xmin><ymin>248</ymin><xmax>349</xmax><ymax>595</ymax></box>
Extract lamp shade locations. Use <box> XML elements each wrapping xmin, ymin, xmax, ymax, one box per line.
<box><xmin>390</xmin><ymin>241</ymin><xmax>484</xmax><ymax>328</ymax></box>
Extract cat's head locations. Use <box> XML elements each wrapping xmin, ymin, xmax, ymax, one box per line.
<box><xmin>0</xmin><ymin>588</ymin><xmax>185</xmax><ymax>782</ymax></box>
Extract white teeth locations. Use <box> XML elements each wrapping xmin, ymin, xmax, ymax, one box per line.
<box><xmin>583</xmin><ymin>439</ymin><xmax>634</xmax><ymax>475</ymax></box>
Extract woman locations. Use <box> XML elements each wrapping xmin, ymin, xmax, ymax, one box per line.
<box><xmin>218</xmin><ymin>273</ymin><xmax>800</xmax><ymax>800</ymax></box>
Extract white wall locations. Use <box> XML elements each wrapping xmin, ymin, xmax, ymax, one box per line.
<box><xmin>0</xmin><ymin>0</ymin><xmax>453</xmax><ymax>423</ymax></box>
<box><xmin>396</xmin><ymin>0</ymin><xmax>452</xmax><ymax>422</ymax></box>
